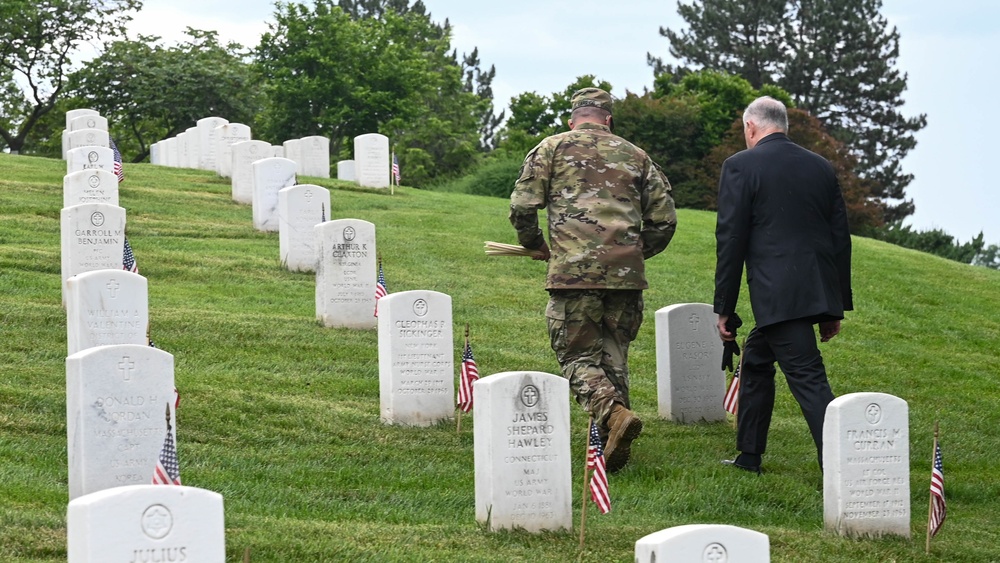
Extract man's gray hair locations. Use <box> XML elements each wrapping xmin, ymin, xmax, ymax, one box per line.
<box><xmin>743</xmin><ymin>96</ymin><xmax>788</xmax><ymax>132</ymax></box>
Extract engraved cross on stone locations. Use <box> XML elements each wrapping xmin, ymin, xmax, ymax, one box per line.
<box><xmin>688</xmin><ymin>313</ymin><xmax>700</xmax><ymax>330</ymax></box>
<box><xmin>106</xmin><ymin>279</ymin><xmax>120</xmax><ymax>298</ymax></box>
<box><xmin>522</xmin><ymin>386</ymin><xmax>538</xmax><ymax>405</ymax></box>
<box><xmin>704</xmin><ymin>544</ymin><xmax>726</xmax><ymax>563</ymax></box>
<box><xmin>304</xmin><ymin>189</ymin><xmax>313</xmax><ymax>202</ymax></box>
<box><xmin>118</xmin><ymin>356</ymin><xmax>135</xmax><ymax>381</ymax></box>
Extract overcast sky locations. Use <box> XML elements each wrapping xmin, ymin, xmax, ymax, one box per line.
<box><xmin>124</xmin><ymin>0</ymin><xmax>997</xmax><ymax>245</ymax></box>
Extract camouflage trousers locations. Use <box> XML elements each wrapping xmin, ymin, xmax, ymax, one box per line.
<box><xmin>546</xmin><ymin>289</ymin><xmax>644</xmax><ymax>430</ymax></box>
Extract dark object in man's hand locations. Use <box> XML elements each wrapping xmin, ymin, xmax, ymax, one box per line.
<box><xmin>721</xmin><ymin>313</ymin><xmax>743</xmax><ymax>371</ymax></box>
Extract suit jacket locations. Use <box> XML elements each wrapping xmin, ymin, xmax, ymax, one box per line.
<box><xmin>714</xmin><ymin>132</ymin><xmax>853</xmax><ymax>328</ymax></box>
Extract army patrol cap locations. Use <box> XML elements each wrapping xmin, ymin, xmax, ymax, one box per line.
<box><xmin>571</xmin><ymin>87</ymin><xmax>613</xmax><ymax>114</ymax></box>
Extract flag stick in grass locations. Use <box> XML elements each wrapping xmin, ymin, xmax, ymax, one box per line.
<box><xmin>579</xmin><ymin>417</ymin><xmax>593</xmax><ymax>550</ymax></box>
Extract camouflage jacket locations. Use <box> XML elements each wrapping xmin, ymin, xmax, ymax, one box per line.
<box><xmin>509</xmin><ymin>122</ymin><xmax>677</xmax><ymax>289</ymax></box>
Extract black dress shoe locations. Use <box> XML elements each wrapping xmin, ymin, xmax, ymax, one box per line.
<box><xmin>721</xmin><ymin>458</ymin><xmax>762</xmax><ymax>475</ymax></box>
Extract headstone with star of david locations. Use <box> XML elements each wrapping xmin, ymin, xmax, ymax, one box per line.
<box><xmin>65</xmin><ymin>270</ymin><xmax>148</xmax><ymax>356</ymax></box>
<box><xmin>473</xmin><ymin>370</ymin><xmax>572</xmax><ymax>533</ymax></box>
<box><xmin>251</xmin><ymin>157</ymin><xmax>297</xmax><ymax>232</ymax></box>
<box><xmin>60</xmin><ymin>203</ymin><xmax>127</xmax><ymax>306</ymax></box>
<box><xmin>66</xmin><ymin>344</ymin><xmax>175</xmax><ymax>500</ymax></box>
<box><xmin>278</xmin><ymin>184</ymin><xmax>331</xmax><ymax>272</ymax></box>
<box><xmin>377</xmin><ymin>290</ymin><xmax>454</xmax><ymax>426</ymax></box>
<box><xmin>314</xmin><ymin>219</ymin><xmax>377</xmax><ymax>329</ymax></box>
<box><xmin>635</xmin><ymin>524</ymin><xmax>770</xmax><ymax>563</ymax></box>
<box><xmin>67</xmin><ymin>485</ymin><xmax>225</xmax><ymax>562</ymax></box>
<box><xmin>654</xmin><ymin>303</ymin><xmax>727</xmax><ymax>423</ymax></box>
<box><xmin>823</xmin><ymin>392</ymin><xmax>910</xmax><ymax>538</ymax></box>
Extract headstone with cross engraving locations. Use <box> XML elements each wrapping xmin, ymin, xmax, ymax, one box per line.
<box><xmin>377</xmin><ymin>290</ymin><xmax>454</xmax><ymax>426</ymax></box>
<box><xmin>63</xmin><ymin>109</ymin><xmax>100</xmax><ymax>159</ymax></box>
<box><xmin>230</xmin><ymin>140</ymin><xmax>272</xmax><ymax>204</ymax></box>
<box><xmin>60</xmin><ymin>203</ymin><xmax>127</xmax><ymax>305</ymax></box>
<box><xmin>654</xmin><ymin>303</ymin><xmax>727</xmax><ymax>423</ymax></box>
<box><xmin>337</xmin><ymin>160</ymin><xmax>356</xmax><ymax>182</ymax></box>
<box><xmin>66</xmin><ymin>270</ymin><xmax>148</xmax><ymax>356</ymax></box>
<box><xmin>473</xmin><ymin>370</ymin><xmax>572</xmax><ymax>532</ymax></box>
<box><xmin>823</xmin><ymin>392</ymin><xmax>910</xmax><ymax>538</ymax></box>
<box><xmin>635</xmin><ymin>524</ymin><xmax>770</xmax><ymax>563</ymax></box>
<box><xmin>67</xmin><ymin>485</ymin><xmax>225</xmax><ymax>562</ymax></box>
<box><xmin>278</xmin><ymin>184</ymin><xmax>330</xmax><ymax>272</ymax></box>
<box><xmin>67</xmin><ymin>146</ymin><xmax>114</xmax><ymax>176</ymax></box>
<box><xmin>251</xmin><ymin>157</ymin><xmax>297</xmax><ymax>231</ymax></box>
<box><xmin>63</xmin><ymin>170</ymin><xmax>119</xmax><ymax>208</ymax></box>
<box><xmin>214</xmin><ymin>123</ymin><xmax>251</xmax><ymax>177</ymax></box>
<box><xmin>66</xmin><ymin>344</ymin><xmax>175</xmax><ymax>500</ymax></box>
<box><xmin>314</xmin><ymin>219</ymin><xmax>378</xmax><ymax>329</ymax></box>
<box><xmin>299</xmin><ymin>135</ymin><xmax>331</xmax><ymax>178</ymax></box>
<box><xmin>353</xmin><ymin>133</ymin><xmax>390</xmax><ymax>188</ymax></box>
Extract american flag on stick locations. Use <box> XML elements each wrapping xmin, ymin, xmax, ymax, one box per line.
<box><xmin>587</xmin><ymin>420</ymin><xmax>611</xmax><ymax>514</ymax></box>
<box><xmin>374</xmin><ymin>260</ymin><xmax>388</xmax><ymax>317</ymax></box>
<box><xmin>392</xmin><ymin>152</ymin><xmax>401</xmax><ymax>185</ymax></box>
<box><xmin>123</xmin><ymin>237</ymin><xmax>139</xmax><ymax>273</ymax></box>
<box><xmin>457</xmin><ymin>333</ymin><xmax>479</xmax><ymax>413</ymax></box>
<box><xmin>723</xmin><ymin>363</ymin><xmax>740</xmax><ymax>415</ymax></box>
<box><xmin>110</xmin><ymin>135</ymin><xmax>124</xmax><ymax>182</ymax></box>
<box><xmin>928</xmin><ymin>428</ymin><xmax>946</xmax><ymax>539</ymax></box>
<box><xmin>152</xmin><ymin>403</ymin><xmax>181</xmax><ymax>486</ymax></box>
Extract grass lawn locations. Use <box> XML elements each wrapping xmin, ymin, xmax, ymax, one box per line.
<box><xmin>1</xmin><ymin>152</ymin><xmax>998</xmax><ymax>562</ymax></box>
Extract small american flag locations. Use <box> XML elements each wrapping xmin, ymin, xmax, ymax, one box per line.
<box><xmin>374</xmin><ymin>261</ymin><xmax>387</xmax><ymax>317</ymax></box>
<box><xmin>110</xmin><ymin>135</ymin><xmax>124</xmax><ymax>183</ymax></box>
<box><xmin>723</xmin><ymin>364</ymin><xmax>740</xmax><ymax>415</ymax></box>
<box><xmin>588</xmin><ymin>420</ymin><xmax>611</xmax><ymax>514</ymax></box>
<box><xmin>457</xmin><ymin>339</ymin><xmax>479</xmax><ymax>412</ymax></box>
<box><xmin>391</xmin><ymin>152</ymin><xmax>400</xmax><ymax>185</ymax></box>
<box><xmin>152</xmin><ymin>406</ymin><xmax>181</xmax><ymax>486</ymax></box>
<box><xmin>929</xmin><ymin>440</ymin><xmax>946</xmax><ymax>537</ymax></box>
<box><xmin>123</xmin><ymin>237</ymin><xmax>139</xmax><ymax>273</ymax></box>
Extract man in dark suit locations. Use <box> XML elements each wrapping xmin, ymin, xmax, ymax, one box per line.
<box><xmin>714</xmin><ymin>96</ymin><xmax>853</xmax><ymax>474</ymax></box>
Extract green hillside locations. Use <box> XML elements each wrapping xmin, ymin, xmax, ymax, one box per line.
<box><xmin>1</xmin><ymin>153</ymin><xmax>997</xmax><ymax>562</ymax></box>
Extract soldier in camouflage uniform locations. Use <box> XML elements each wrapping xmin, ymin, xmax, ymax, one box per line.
<box><xmin>509</xmin><ymin>87</ymin><xmax>677</xmax><ymax>473</ymax></box>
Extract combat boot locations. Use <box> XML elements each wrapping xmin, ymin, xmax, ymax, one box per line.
<box><xmin>604</xmin><ymin>404</ymin><xmax>642</xmax><ymax>473</ymax></box>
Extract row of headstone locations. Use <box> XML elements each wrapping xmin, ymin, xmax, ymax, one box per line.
<box><xmin>60</xmin><ymin>110</ymin><xmax>228</xmax><ymax>560</ymax></box>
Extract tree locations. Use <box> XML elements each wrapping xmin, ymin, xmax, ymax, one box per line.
<box><xmin>255</xmin><ymin>1</ymin><xmax>485</xmax><ymax>185</ymax></box>
<box><xmin>877</xmin><ymin>224</ymin><xmax>986</xmax><ymax>265</ymax></box>
<box><xmin>655</xmin><ymin>0</ymin><xmax>926</xmax><ymax>223</ymax></box>
<box><xmin>69</xmin><ymin>29</ymin><xmax>259</xmax><ymax>162</ymax></box>
<box><xmin>0</xmin><ymin>0</ymin><xmax>141</xmax><ymax>153</ymax></box>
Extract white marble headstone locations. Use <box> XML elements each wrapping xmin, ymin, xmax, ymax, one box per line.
<box><xmin>279</xmin><ymin>184</ymin><xmax>330</xmax><ymax>272</ymax></box>
<box><xmin>67</xmin><ymin>129</ymin><xmax>110</xmax><ymax>151</ymax></box>
<box><xmin>377</xmin><ymin>290</ymin><xmax>454</xmax><ymax>426</ymax></box>
<box><xmin>214</xmin><ymin>123</ymin><xmax>251</xmax><ymax>177</ymax></box>
<box><xmin>655</xmin><ymin>303</ymin><xmax>726</xmax><ymax>422</ymax></box>
<box><xmin>149</xmin><ymin>142</ymin><xmax>161</xmax><ymax>166</ymax></box>
<box><xmin>230</xmin><ymin>140</ymin><xmax>272</xmax><ymax>204</ymax></box>
<box><xmin>251</xmin><ymin>157</ymin><xmax>297</xmax><ymax>231</ymax></box>
<box><xmin>473</xmin><ymin>371</ymin><xmax>572</xmax><ymax>533</ymax></box>
<box><xmin>823</xmin><ymin>392</ymin><xmax>910</xmax><ymax>538</ymax></box>
<box><xmin>283</xmin><ymin>139</ymin><xmax>303</xmax><ymax>173</ymax></box>
<box><xmin>353</xmin><ymin>133</ymin><xmax>390</xmax><ymax>188</ymax></box>
<box><xmin>196</xmin><ymin>116</ymin><xmax>228</xmax><ymax>171</ymax></box>
<box><xmin>66</xmin><ymin>270</ymin><xmax>148</xmax><ymax>356</ymax></box>
<box><xmin>163</xmin><ymin>137</ymin><xmax>179</xmax><ymax>168</ymax></box>
<box><xmin>64</xmin><ymin>169</ymin><xmax>119</xmax><ymax>208</ymax></box>
<box><xmin>66</xmin><ymin>344</ymin><xmax>175</xmax><ymax>499</ymax></box>
<box><xmin>176</xmin><ymin>132</ymin><xmax>189</xmax><ymax>168</ymax></box>
<box><xmin>66</xmin><ymin>108</ymin><xmax>100</xmax><ymax>129</ymax></box>
<box><xmin>67</xmin><ymin>485</ymin><xmax>225</xmax><ymax>563</ymax></box>
<box><xmin>315</xmin><ymin>219</ymin><xmax>377</xmax><ymax>328</ymax></box>
<box><xmin>67</xmin><ymin>146</ymin><xmax>115</xmax><ymax>176</ymax></box>
<box><xmin>299</xmin><ymin>135</ymin><xmax>330</xmax><ymax>178</ymax></box>
<box><xmin>271</xmin><ymin>145</ymin><xmax>284</xmax><ymax>158</ymax></box>
<box><xmin>60</xmin><ymin>203</ymin><xmax>126</xmax><ymax>303</ymax></box>
<box><xmin>183</xmin><ymin>126</ymin><xmax>199</xmax><ymax>169</ymax></box>
<box><xmin>635</xmin><ymin>524</ymin><xmax>770</xmax><ymax>563</ymax></box>
<box><xmin>69</xmin><ymin>114</ymin><xmax>108</xmax><ymax>132</ymax></box>
<box><xmin>337</xmin><ymin>160</ymin><xmax>356</xmax><ymax>182</ymax></box>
